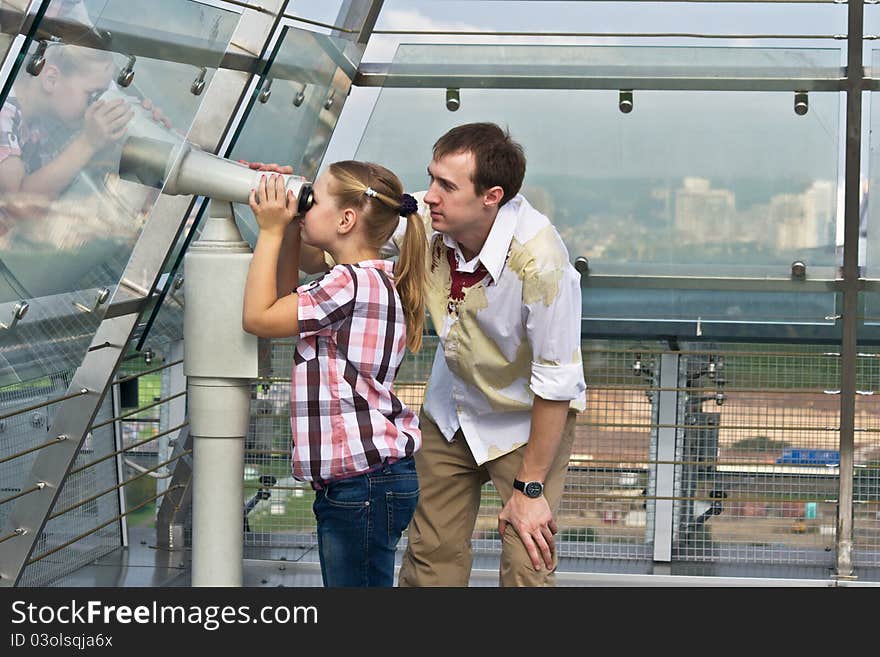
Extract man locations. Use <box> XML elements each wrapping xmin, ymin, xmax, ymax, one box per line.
<box><xmin>393</xmin><ymin>122</ymin><xmax>586</xmax><ymax>586</ymax></box>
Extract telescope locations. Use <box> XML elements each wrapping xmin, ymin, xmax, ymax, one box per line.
<box><xmin>118</xmin><ymin>136</ymin><xmax>314</xmax><ymax>214</ymax></box>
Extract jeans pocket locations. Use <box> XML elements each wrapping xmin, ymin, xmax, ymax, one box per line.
<box><xmin>386</xmin><ymin>485</ymin><xmax>419</xmax><ymax>539</ymax></box>
<box><xmin>324</xmin><ymin>475</ymin><xmax>370</xmax><ymax>508</ymax></box>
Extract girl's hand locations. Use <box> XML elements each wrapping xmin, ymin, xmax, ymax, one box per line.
<box><xmin>249</xmin><ymin>174</ymin><xmax>296</xmax><ymax>235</ymax></box>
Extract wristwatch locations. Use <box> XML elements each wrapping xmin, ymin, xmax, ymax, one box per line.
<box><xmin>513</xmin><ymin>478</ymin><xmax>544</xmax><ymax>499</ymax></box>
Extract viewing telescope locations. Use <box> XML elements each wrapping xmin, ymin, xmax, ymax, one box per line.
<box><xmin>118</xmin><ymin>136</ymin><xmax>314</xmax><ymax>214</ymax></box>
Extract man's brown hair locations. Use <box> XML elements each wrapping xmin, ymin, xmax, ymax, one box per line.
<box><xmin>432</xmin><ymin>122</ymin><xmax>526</xmax><ymax>207</ymax></box>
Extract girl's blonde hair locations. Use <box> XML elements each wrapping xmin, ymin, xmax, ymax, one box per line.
<box><xmin>327</xmin><ymin>160</ymin><xmax>426</xmax><ymax>352</ymax></box>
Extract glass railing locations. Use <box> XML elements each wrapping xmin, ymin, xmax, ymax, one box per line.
<box><xmin>865</xmin><ymin>51</ymin><xmax>880</xmax><ymax>280</ymax></box>
<box><xmin>352</xmin><ymin>43</ymin><xmax>843</xmax><ymax>336</ymax></box>
<box><xmin>0</xmin><ymin>0</ymin><xmax>240</xmax><ymax>386</ymax></box>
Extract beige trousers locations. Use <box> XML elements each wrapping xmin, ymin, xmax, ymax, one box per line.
<box><xmin>398</xmin><ymin>410</ymin><xmax>576</xmax><ymax>587</ymax></box>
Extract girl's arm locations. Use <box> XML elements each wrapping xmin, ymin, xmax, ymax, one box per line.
<box><xmin>276</xmin><ymin>221</ymin><xmax>301</xmax><ymax>297</ymax></box>
<box><xmin>243</xmin><ymin>174</ymin><xmax>301</xmax><ymax>338</ymax></box>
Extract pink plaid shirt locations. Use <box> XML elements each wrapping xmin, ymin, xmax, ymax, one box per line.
<box><xmin>290</xmin><ymin>260</ymin><xmax>420</xmax><ymax>485</ymax></box>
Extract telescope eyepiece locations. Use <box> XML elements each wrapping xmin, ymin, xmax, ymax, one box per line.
<box><xmin>297</xmin><ymin>184</ymin><xmax>314</xmax><ymax>215</ymax></box>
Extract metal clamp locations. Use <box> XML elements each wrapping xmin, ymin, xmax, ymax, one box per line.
<box><xmin>293</xmin><ymin>82</ymin><xmax>307</xmax><ymax>107</ymax></box>
<box><xmin>259</xmin><ymin>78</ymin><xmax>272</xmax><ymax>103</ymax></box>
<box><xmin>0</xmin><ymin>301</ymin><xmax>29</xmax><ymax>330</ymax></box>
<box><xmin>191</xmin><ymin>67</ymin><xmax>207</xmax><ymax>95</ymax></box>
<box><xmin>117</xmin><ymin>55</ymin><xmax>136</xmax><ymax>87</ymax></box>
<box><xmin>73</xmin><ymin>288</ymin><xmax>110</xmax><ymax>314</ymax></box>
<box><xmin>26</xmin><ymin>40</ymin><xmax>49</xmax><ymax>76</ymax></box>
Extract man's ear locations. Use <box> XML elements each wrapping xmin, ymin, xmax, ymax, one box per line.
<box><xmin>483</xmin><ymin>185</ymin><xmax>504</xmax><ymax>208</ymax></box>
<box><xmin>337</xmin><ymin>208</ymin><xmax>358</xmax><ymax>235</ymax></box>
<box><xmin>40</xmin><ymin>64</ymin><xmax>60</xmax><ymax>93</ymax></box>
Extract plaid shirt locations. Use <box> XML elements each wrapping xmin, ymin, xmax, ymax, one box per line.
<box><xmin>0</xmin><ymin>95</ymin><xmax>55</xmax><ymax>174</ymax></box>
<box><xmin>290</xmin><ymin>260</ymin><xmax>420</xmax><ymax>485</ymax></box>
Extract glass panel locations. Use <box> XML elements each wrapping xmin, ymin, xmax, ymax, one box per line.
<box><xmin>285</xmin><ymin>0</ymin><xmax>371</xmax><ymax>64</ymax></box>
<box><xmin>376</xmin><ymin>0</ymin><xmax>846</xmax><ymax>34</ymax></box>
<box><xmin>369</xmin><ymin>1</ymin><xmax>846</xmax><ymax>63</ymax></box>
<box><xmin>374</xmin><ymin>43</ymin><xmax>842</xmax><ymax>80</ymax></box>
<box><xmin>0</xmin><ymin>0</ymin><xmax>239</xmax><ymax>386</ymax></box>
<box><xmin>346</xmin><ymin>43</ymin><xmax>844</xmax><ymax>338</ymax></box>
<box><xmin>228</xmin><ymin>25</ymin><xmax>358</xmax><ymax>245</ymax></box>
<box><xmin>354</xmin><ymin>45</ymin><xmax>841</xmax><ymax>279</ymax></box>
<box><xmin>0</xmin><ymin>1</ymin><xmax>29</xmax><ymax>67</ymax></box>
<box><xmin>287</xmin><ymin>0</ymin><xmax>349</xmax><ymax>24</ymax></box>
<box><xmin>866</xmin><ymin>58</ymin><xmax>880</xmax><ymax>278</ymax></box>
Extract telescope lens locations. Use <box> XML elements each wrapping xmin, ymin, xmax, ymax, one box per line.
<box><xmin>297</xmin><ymin>184</ymin><xmax>314</xmax><ymax>215</ymax></box>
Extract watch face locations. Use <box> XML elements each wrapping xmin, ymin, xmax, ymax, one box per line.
<box><xmin>524</xmin><ymin>481</ymin><xmax>543</xmax><ymax>498</ymax></box>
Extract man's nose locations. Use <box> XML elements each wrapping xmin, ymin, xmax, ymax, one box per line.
<box><xmin>424</xmin><ymin>186</ymin><xmax>439</xmax><ymax>206</ymax></box>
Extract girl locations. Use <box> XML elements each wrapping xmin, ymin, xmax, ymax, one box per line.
<box><xmin>243</xmin><ymin>160</ymin><xmax>426</xmax><ymax>587</ymax></box>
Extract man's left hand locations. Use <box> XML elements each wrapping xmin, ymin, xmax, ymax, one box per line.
<box><xmin>498</xmin><ymin>494</ymin><xmax>557</xmax><ymax>571</ymax></box>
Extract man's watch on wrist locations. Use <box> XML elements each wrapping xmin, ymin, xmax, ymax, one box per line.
<box><xmin>513</xmin><ymin>478</ymin><xmax>544</xmax><ymax>499</ymax></box>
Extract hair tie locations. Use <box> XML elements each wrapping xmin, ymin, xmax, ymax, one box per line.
<box><xmin>364</xmin><ymin>187</ymin><xmax>378</xmax><ymax>198</ymax></box>
<box><xmin>399</xmin><ymin>193</ymin><xmax>418</xmax><ymax>217</ymax></box>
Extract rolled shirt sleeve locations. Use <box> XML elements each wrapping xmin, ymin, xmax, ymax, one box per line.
<box><xmin>523</xmin><ymin>261</ymin><xmax>586</xmax><ymax>404</ymax></box>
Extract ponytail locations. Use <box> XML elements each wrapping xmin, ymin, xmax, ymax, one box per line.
<box><xmin>396</xmin><ymin>211</ymin><xmax>427</xmax><ymax>352</ymax></box>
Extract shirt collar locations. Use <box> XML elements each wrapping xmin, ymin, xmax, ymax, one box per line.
<box><xmin>440</xmin><ymin>195</ymin><xmax>521</xmax><ymax>284</ymax></box>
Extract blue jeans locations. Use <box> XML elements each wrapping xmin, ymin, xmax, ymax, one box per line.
<box><xmin>313</xmin><ymin>456</ymin><xmax>419</xmax><ymax>587</ymax></box>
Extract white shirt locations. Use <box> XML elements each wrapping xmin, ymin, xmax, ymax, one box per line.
<box><xmin>387</xmin><ymin>193</ymin><xmax>586</xmax><ymax>465</ymax></box>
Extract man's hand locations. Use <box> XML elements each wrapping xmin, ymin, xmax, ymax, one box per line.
<box><xmin>139</xmin><ymin>98</ymin><xmax>172</xmax><ymax>129</ymax></box>
<box><xmin>249</xmin><ymin>173</ymin><xmax>297</xmax><ymax>236</ymax></box>
<box><xmin>497</xmin><ymin>493</ymin><xmax>557</xmax><ymax>571</ymax></box>
<box><xmin>82</xmin><ymin>98</ymin><xmax>133</xmax><ymax>150</ymax></box>
<box><xmin>239</xmin><ymin>160</ymin><xmax>294</xmax><ymax>175</ymax></box>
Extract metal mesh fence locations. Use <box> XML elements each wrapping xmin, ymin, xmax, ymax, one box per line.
<box><xmin>854</xmin><ymin>347</ymin><xmax>880</xmax><ymax>567</ymax></box>
<box><xmin>236</xmin><ymin>337</ymin><xmax>880</xmax><ymax>571</ymax></box>
<box><xmin>10</xmin><ymin>335</ymin><xmax>880</xmax><ymax>583</ymax></box>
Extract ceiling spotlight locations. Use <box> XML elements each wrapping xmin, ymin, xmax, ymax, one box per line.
<box><xmin>619</xmin><ymin>90</ymin><xmax>633</xmax><ymax>114</ymax></box>
<box><xmin>446</xmin><ymin>88</ymin><xmax>460</xmax><ymax>112</ymax></box>
<box><xmin>794</xmin><ymin>91</ymin><xmax>808</xmax><ymax>116</ymax></box>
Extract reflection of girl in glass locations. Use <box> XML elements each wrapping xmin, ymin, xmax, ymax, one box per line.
<box><xmin>0</xmin><ymin>44</ymin><xmax>133</xmax><ymax>200</ymax></box>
